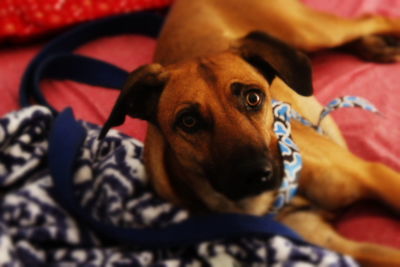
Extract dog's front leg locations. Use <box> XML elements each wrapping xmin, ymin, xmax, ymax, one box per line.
<box><xmin>278</xmin><ymin>203</ymin><xmax>400</xmax><ymax>267</ymax></box>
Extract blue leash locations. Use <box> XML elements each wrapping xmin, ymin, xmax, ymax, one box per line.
<box><xmin>21</xmin><ymin>12</ymin><xmax>305</xmax><ymax>248</ymax></box>
<box><xmin>20</xmin><ymin>12</ymin><xmax>163</xmax><ymax>113</ymax></box>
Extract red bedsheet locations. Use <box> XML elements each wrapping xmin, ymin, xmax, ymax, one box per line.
<box><xmin>0</xmin><ymin>0</ymin><xmax>172</xmax><ymax>42</ymax></box>
<box><xmin>1</xmin><ymin>0</ymin><xmax>400</xmax><ymax>249</ymax></box>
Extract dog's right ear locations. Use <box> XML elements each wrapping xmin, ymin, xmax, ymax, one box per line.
<box><xmin>99</xmin><ymin>63</ymin><xmax>169</xmax><ymax>139</ymax></box>
<box><xmin>236</xmin><ymin>31</ymin><xmax>313</xmax><ymax>96</ymax></box>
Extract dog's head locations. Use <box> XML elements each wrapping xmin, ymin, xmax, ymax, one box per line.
<box><xmin>102</xmin><ymin>32</ymin><xmax>312</xmax><ymax>215</ymax></box>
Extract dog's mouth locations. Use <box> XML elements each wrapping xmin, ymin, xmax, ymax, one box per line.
<box><xmin>205</xmin><ymin>156</ymin><xmax>283</xmax><ymax>202</ymax></box>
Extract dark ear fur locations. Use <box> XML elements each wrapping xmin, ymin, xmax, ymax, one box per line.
<box><xmin>99</xmin><ymin>63</ymin><xmax>168</xmax><ymax>139</ymax></box>
<box><xmin>237</xmin><ymin>31</ymin><xmax>313</xmax><ymax>96</ymax></box>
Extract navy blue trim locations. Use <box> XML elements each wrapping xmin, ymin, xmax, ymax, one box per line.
<box><xmin>49</xmin><ymin>109</ymin><xmax>304</xmax><ymax>248</ymax></box>
<box><xmin>20</xmin><ymin>12</ymin><xmax>163</xmax><ymax>113</ymax></box>
<box><xmin>37</xmin><ymin>54</ymin><xmax>129</xmax><ymax>90</ymax></box>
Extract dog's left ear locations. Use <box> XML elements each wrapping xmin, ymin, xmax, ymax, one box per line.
<box><xmin>99</xmin><ymin>63</ymin><xmax>169</xmax><ymax>139</ymax></box>
<box><xmin>236</xmin><ymin>31</ymin><xmax>313</xmax><ymax>96</ymax></box>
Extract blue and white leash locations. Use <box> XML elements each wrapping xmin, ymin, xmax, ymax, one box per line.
<box><xmin>271</xmin><ymin>101</ymin><xmax>302</xmax><ymax>212</ymax></box>
<box><xmin>271</xmin><ymin>96</ymin><xmax>379</xmax><ymax>212</ymax></box>
<box><xmin>317</xmin><ymin>96</ymin><xmax>380</xmax><ymax>127</ymax></box>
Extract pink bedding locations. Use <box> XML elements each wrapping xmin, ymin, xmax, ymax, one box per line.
<box><xmin>1</xmin><ymin>0</ymin><xmax>400</xmax><ymax>249</ymax></box>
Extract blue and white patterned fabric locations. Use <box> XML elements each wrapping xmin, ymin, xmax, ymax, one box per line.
<box><xmin>271</xmin><ymin>96</ymin><xmax>379</xmax><ymax>211</ymax></box>
<box><xmin>317</xmin><ymin>96</ymin><xmax>380</xmax><ymax>127</ymax></box>
<box><xmin>0</xmin><ymin>105</ymin><xmax>358</xmax><ymax>266</ymax></box>
<box><xmin>271</xmin><ymin>101</ymin><xmax>302</xmax><ymax>212</ymax></box>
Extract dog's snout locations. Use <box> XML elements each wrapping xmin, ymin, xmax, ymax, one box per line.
<box><xmin>212</xmin><ymin>159</ymin><xmax>281</xmax><ymax>201</ymax></box>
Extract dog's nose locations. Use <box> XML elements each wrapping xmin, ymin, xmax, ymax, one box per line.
<box><xmin>245</xmin><ymin>166</ymin><xmax>274</xmax><ymax>190</ymax></box>
<box><xmin>217</xmin><ymin>160</ymin><xmax>280</xmax><ymax>201</ymax></box>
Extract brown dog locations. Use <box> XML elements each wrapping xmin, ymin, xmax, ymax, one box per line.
<box><xmin>103</xmin><ymin>0</ymin><xmax>400</xmax><ymax>265</ymax></box>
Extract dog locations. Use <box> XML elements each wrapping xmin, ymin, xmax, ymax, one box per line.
<box><xmin>102</xmin><ymin>0</ymin><xmax>400</xmax><ymax>265</ymax></box>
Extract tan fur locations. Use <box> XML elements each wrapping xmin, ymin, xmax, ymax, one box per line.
<box><xmin>136</xmin><ymin>0</ymin><xmax>400</xmax><ymax>265</ymax></box>
<box><xmin>155</xmin><ymin>0</ymin><xmax>400</xmax><ymax>64</ymax></box>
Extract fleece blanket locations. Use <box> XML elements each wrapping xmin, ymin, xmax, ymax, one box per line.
<box><xmin>1</xmin><ymin>0</ymin><xmax>400</xmax><ymax>254</ymax></box>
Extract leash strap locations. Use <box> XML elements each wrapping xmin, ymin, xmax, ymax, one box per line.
<box><xmin>22</xmin><ymin>12</ymin><xmax>305</xmax><ymax>248</ymax></box>
<box><xmin>271</xmin><ymin>101</ymin><xmax>302</xmax><ymax>212</ymax></box>
<box><xmin>271</xmin><ymin>97</ymin><xmax>380</xmax><ymax>210</ymax></box>
<box><xmin>288</xmin><ymin>96</ymin><xmax>379</xmax><ymax>134</ymax></box>
<box><xmin>20</xmin><ymin>12</ymin><xmax>163</xmax><ymax>112</ymax></box>
<box><xmin>317</xmin><ymin>96</ymin><xmax>380</xmax><ymax>127</ymax></box>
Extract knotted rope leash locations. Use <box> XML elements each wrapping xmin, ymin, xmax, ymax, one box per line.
<box><xmin>271</xmin><ymin>96</ymin><xmax>379</xmax><ymax>211</ymax></box>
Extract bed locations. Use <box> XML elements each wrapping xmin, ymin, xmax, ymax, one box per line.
<box><xmin>1</xmin><ymin>0</ymin><xmax>400</xmax><ymax>263</ymax></box>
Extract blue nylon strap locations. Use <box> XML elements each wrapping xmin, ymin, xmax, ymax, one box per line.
<box><xmin>20</xmin><ymin>12</ymin><xmax>163</xmax><ymax>112</ymax></box>
<box><xmin>48</xmin><ymin>108</ymin><xmax>304</xmax><ymax>248</ymax></box>
<box><xmin>36</xmin><ymin>54</ymin><xmax>129</xmax><ymax>90</ymax></box>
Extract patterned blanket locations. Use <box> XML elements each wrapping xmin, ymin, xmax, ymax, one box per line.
<box><xmin>0</xmin><ymin>105</ymin><xmax>358</xmax><ymax>266</ymax></box>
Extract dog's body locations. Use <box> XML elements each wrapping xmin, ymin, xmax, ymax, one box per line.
<box><xmin>103</xmin><ymin>0</ymin><xmax>400</xmax><ymax>265</ymax></box>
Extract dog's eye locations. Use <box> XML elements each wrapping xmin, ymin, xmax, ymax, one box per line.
<box><xmin>245</xmin><ymin>90</ymin><xmax>264</xmax><ymax>109</ymax></box>
<box><xmin>182</xmin><ymin>114</ymin><xmax>197</xmax><ymax>128</ymax></box>
<box><xmin>177</xmin><ymin>112</ymin><xmax>201</xmax><ymax>133</ymax></box>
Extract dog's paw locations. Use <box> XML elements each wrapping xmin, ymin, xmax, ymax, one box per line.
<box><xmin>344</xmin><ymin>35</ymin><xmax>400</xmax><ymax>63</ymax></box>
